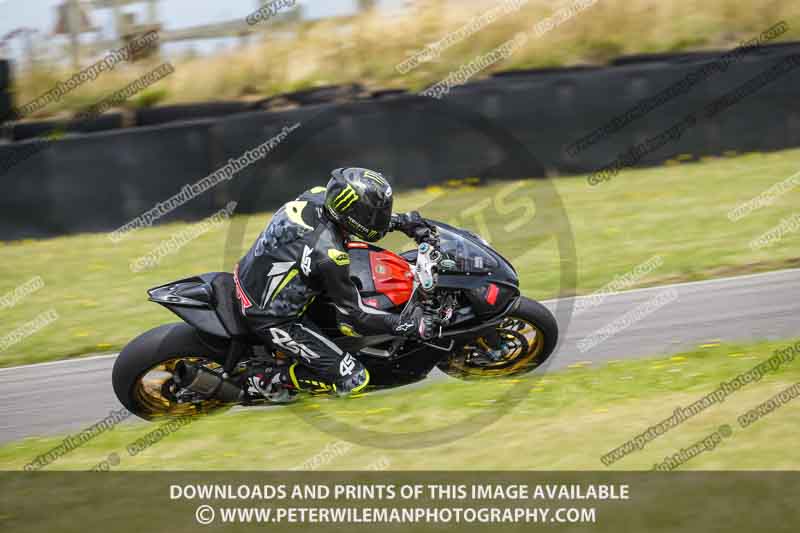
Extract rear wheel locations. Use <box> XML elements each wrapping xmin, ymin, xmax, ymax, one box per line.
<box><xmin>436</xmin><ymin>297</ymin><xmax>558</xmax><ymax>379</ymax></box>
<box><xmin>112</xmin><ymin>323</ymin><xmax>234</xmax><ymax>420</ymax></box>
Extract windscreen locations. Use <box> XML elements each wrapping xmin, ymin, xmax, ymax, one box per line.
<box><xmin>435</xmin><ymin>225</ymin><xmax>500</xmax><ymax>273</ymax></box>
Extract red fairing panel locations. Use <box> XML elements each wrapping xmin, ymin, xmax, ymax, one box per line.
<box><xmin>369</xmin><ymin>249</ymin><xmax>413</xmax><ymax>306</ymax></box>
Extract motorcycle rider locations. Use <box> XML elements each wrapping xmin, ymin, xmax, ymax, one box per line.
<box><xmin>234</xmin><ymin>167</ymin><xmax>435</xmax><ymax>401</ymax></box>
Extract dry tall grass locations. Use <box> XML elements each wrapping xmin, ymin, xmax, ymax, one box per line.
<box><xmin>11</xmin><ymin>0</ymin><xmax>800</xmax><ymax>119</ymax></box>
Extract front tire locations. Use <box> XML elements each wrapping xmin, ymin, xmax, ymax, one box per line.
<box><xmin>436</xmin><ymin>296</ymin><xmax>558</xmax><ymax>379</ymax></box>
<box><xmin>112</xmin><ymin>323</ymin><xmax>231</xmax><ymax>420</ymax></box>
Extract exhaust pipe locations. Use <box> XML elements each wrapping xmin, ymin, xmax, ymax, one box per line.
<box><xmin>174</xmin><ymin>361</ymin><xmax>243</xmax><ymax>403</ymax></box>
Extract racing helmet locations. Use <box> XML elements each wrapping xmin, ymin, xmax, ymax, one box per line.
<box><xmin>324</xmin><ymin>167</ymin><xmax>393</xmax><ymax>242</ymax></box>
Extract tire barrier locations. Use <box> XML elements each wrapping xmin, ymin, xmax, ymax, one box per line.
<box><xmin>0</xmin><ymin>59</ymin><xmax>7</xmax><ymax>88</ymax></box>
<box><xmin>8</xmin><ymin>113</ymin><xmax>125</xmax><ymax>142</ymax></box>
<box><xmin>2</xmin><ymin>41</ymin><xmax>800</xmax><ymax>240</ymax></box>
<box><xmin>135</xmin><ymin>101</ymin><xmax>253</xmax><ymax>127</ymax></box>
<box><xmin>250</xmin><ymin>84</ymin><xmax>369</xmax><ymax>112</ymax></box>
<box><xmin>0</xmin><ymin>59</ymin><xmax>11</xmax><ymax>125</ymax></box>
<box><xmin>610</xmin><ymin>40</ymin><xmax>800</xmax><ymax>67</ymax></box>
<box><xmin>280</xmin><ymin>84</ymin><xmax>367</xmax><ymax>106</ymax></box>
<box><xmin>0</xmin><ymin>91</ymin><xmax>11</xmax><ymax>129</ymax></box>
<box><xmin>0</xmin><ymin>120</ymin><xmax>217</xmax><ymax>240</ymax></box>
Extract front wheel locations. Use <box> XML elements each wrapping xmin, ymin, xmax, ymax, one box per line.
<box><xmin>436</xmin><ymin>296</ymin><xmax>558</xmax><ymax>379</ymax></box>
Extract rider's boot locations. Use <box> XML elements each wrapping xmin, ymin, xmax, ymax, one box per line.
<box><xmin>246</xmin><ymin>367</ymin><xmax>297</xmax><ymax>403</ymax></box>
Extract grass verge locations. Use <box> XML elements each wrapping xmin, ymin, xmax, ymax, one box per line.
<box><xmin>1</xmin><ymin>337</ymin><xmax>798</xmax><ymax>470</ymax></box>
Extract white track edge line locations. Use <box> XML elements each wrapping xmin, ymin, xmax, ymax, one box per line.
<box><xmin>0</xmin><ymin>353</ymin><xmax>119</xmax><ymax>373</ymax></box>
<box><xmin>541</xmin><ymin>267</ymin><xmax>800</xmax><ymax>304</ymax></box>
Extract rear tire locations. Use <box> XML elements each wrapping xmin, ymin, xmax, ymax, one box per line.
<box><xmin>112</xmin><ymin>323</ymin><xmax>230</xmax><ymax>420</ymax></box>
<box><xmin>436</xmin><ymin>296</ymin><xmax>558</xmax><ymax>379</ymax></box>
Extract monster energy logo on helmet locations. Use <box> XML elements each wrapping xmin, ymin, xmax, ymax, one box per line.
<box><xmin>324</xmin><ymin>167</ymin><xmax>394</xmax><ymax>243</ymax></box>
<box><xmin>332</xmin><ymin>184</ymin><xmax>360</xmax><ymax>212</ymax></box>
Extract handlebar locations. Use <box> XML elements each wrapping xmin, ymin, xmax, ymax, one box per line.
<box><xmin>409</xmin><ymin>225</ymin><xmax>457</xmax><ymax>339</ymax></box>
<box><xmin>393</xmin><ymin>212</ymin><xmax>442</xmax><ymax>293</ymax></box>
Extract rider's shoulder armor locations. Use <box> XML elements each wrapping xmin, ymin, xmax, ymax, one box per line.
<box><xmin>254</xmin><ymin>190</ymin><xmax>324</xmax><ymax>256</ymax></box>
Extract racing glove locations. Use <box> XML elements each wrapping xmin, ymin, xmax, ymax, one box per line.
<box><xmin>394</xmin><ymin>304</ymin><xmax>436</xmax><ymax>340</ymax></box>
<box><xmin>390</xmin><ymin>211</ymin><xmax>435</xmax><ymax>243</ymax></box>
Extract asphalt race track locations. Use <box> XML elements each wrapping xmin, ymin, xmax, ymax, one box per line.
<box><xmin>1</xmin><ymin>268</ymin><xmax>799</xmax><ymax>444</ymax></box>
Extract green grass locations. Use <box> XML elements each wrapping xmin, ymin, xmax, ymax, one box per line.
<box><xmin>1</xmin><ymin>337</ymin><xmax>798</xmax><ymax>470</ymax></box>
<box><xmin>0</xmin><ymin>148</ymin><xmax>799</xmax><ymax>368</ymax></box>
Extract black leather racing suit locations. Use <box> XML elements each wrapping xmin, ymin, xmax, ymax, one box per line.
<box><xmin>234</xmin><ymin>187</ymin><xmax>404</xmax><ymax>393</ymax></box>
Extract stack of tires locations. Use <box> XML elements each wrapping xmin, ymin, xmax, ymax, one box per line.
<box><xmin>0</xmin><ymin>60</ymin><xmax>11</xmax><ymax>124</ymax></box>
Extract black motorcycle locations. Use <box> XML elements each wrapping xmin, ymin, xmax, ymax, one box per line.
<box><xmin>112</xmin><ymin>219</ymin><xmax>558</xmax><ymax>419</ymax></box>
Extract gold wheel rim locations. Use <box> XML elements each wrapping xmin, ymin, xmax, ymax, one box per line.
<box><xmin>133</xmin><ymin>357</ymin><xmax>225</xmax><ymax>418</ymax></box>
<box><xmin>448</xmin><ymin>318</ymin><xmax>545</xmax><ymax>378</ymax></box>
